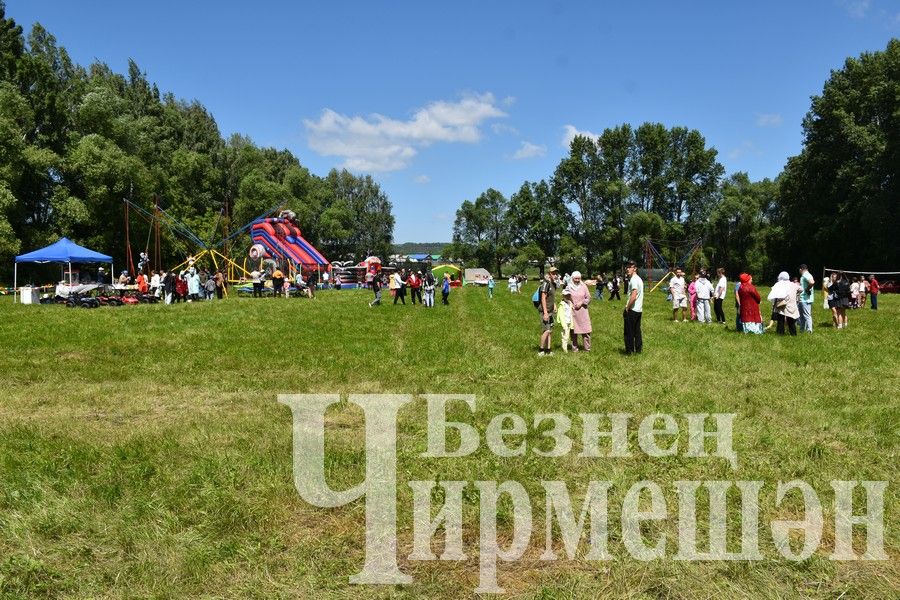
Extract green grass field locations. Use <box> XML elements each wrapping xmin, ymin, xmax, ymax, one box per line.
<box><xmin>0</xmin><ymin>285</ymin><xmax>897</xmax><ymax>599</ymax></box>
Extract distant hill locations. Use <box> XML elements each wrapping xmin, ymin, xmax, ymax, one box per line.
<box><xmin>393</xmin><ymin>242</ymin><xmax>449</xmax><ymax>255</ymax></box>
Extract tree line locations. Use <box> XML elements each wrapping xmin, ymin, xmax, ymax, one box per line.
<box><xmin>448</xmin><ymin>40</ymin><xmax>900</xmax><ymax>279</ymax></box>
<box><xmin>0</xmin><ymin>4</ymin><xmax>394</xmax><ymax>278</ymax></box>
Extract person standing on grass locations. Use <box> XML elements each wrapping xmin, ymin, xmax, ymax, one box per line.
<box><xmin>859</xmin><ymin>276</ymin><xmax>868</xmax><ymax>307</ymax></box>
<box><xmin>714</xmin><ymin>267</ymin><xmax>728</xmax><ymax>324</ymax></box>
<box><xmin>487</xmin><ymin>274</ymin><xmax>495</xmax><ymax>299</ymax></box>
<box><xmin>695</xmin><ymin>271</ymin><xmax>714</xmax><ymax>324</ymax></box>
<box><xmin>737</xmin><ymin>273</ymin><xmax>763</xmax><ymax>334</ymax></box>
<box><xmin>408</xmin><ymin>271</ymin><xmax>421</xmax><ymax>305</ymax></box>
<box><xmin>868</xmin><ymin>274</ymin><xmax>879</xmax><ymax>310</ymax></box>
<box><xmin>369</xmin><ymin>273</ymin><xmax>382</xmax><ymax>307</ymax></box>
<box><xmin>203</xmin><ymin>273</ymin><xmax>216</xmax><ymax>300</ymax></box>
<box><xmin>568</xmin><ymin>271</ymin><xmax>592</xmax><ymax>352</ymax></box>
<box><xmin>669</xmin><ymin>268</ymin><xmax>688</xmax><ymax>322</ymax></box>
<box><xmin>272</xmin><ymin>269</ymin><xmax>284</xmax><ymax>299</ymax></box>
<box><xmin>393</xmin><ymin>270</ymin><xmax>406</xmax><ymax>305</ymax></box>
<box><xmin>797</xmin><ymin>264</ymin><xmax>815</xmax><ymax>332</ymax></box>
<box><xmin>850</xmin><ymin>276</ymin><xmax>860</xmax><ymax>309</ymax></box>
<box><xmin>162</xmin><ymin>269</ymin><xmax>174</xmax><ymax>305</ymax></box>
<box><xmin>150</xmin><ymin>270</ymin><xmax>160</xmax><ymax>297</ymax></box>
<box><xmin>609</xmin><ymin>274</ymin><xmax>621</xmax><ymax>301</ymax></box>
<box><xmin>538</xmin><ymin>267</ymin><xmax>559</xmax><ymax>356</ymax></box>
<box><xmin>214</xmin><ymin>270</ymin><xmax>225</xmax><ymax>300</ymax></box>
<box><xmin>186</xmin><ymin>268</ymin><xmax>200</xmax><ymax>302</ymax></box>
<box><xmin>388</xmin><ymin>269</ymin><xmax>398</xmax><ymax>299</ymax></box>
<box><xmin>175</xmin><ymin>271</ymin><xmax>187</xmax><ymax>303</ymax></box>
<box><xmin>826</xmin><ymin>272</ymin><xmax>839</xmax><ymax>327</ymax></box>
<box><xmin>556</xmin><ymin>288</ymin><xmax>573</xmax><ymax>352</ymax></box>
<box><xmin>423</xmin><ymin>270</ymin><xmax>436</xmax><ymax>307</ymax></box>
<box><xmin>250</xmin><ymin>269</ymin><xmax>262</xmax><ymax>298</ymax></box>
<box><xmin>768</xmin><ymin>271</ymin><xmax>800</xmax><ymax>335</ymax></box>
<box><xmin>734</xmin><ymin>278</ymin><xmax>743</xmax><ymax>332</ymax></box>
<box><xmin>441</xmin><ymin>272</ymin><xmax>451</xmax><ymax>305</ymax></box>
<box><xmin>688</xmin><ymin>274</ymin><xmax>699</xmax><ymax>320</ymax></box>
<box><xmin>136</xmin><ymin>271</ymin><xmax>148</xmax><ymax>295</ymax></box>
<box><xmin>623</xmin><ymin>261</ymin><xmax>644</xmax><ymax>354</ymax></box>
<box><xmin>833</xmin><ymin>272</ymin><xmax>851</xmax><ymax>328</ymax></box>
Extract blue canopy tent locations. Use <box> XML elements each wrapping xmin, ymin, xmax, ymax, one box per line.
<box><xmin>14</xmin><ymin>237</ymin><xmax>113</xmax><ymax>303</ymax></box>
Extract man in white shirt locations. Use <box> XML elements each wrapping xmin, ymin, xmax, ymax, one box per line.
<box><xmin>695</xmin><ymin>271</ymin><xmax>714</xmax><ymax>323</ymax></box>
<box><xmin>714</xmin><ymin>267</ymin><xmax>728</xmax><ymax>324</ymax></box>
<box><xmin>623</xmin><ymin>261</ymin><xmax>644</xmax><ymax>354</ymax></box>
<box><xmin>669</xmin><ymin>268</ymin><xmax>687</xmax><ymax>322</ymax></box>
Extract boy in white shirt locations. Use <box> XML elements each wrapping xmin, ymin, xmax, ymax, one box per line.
<box><xmin>669</xmin><ymin>268</ymin><xmax>687</xmax><ymax>322</ymax></box>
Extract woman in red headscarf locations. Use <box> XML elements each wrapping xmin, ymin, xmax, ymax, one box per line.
<box><xmin>737</xmin><ymin>273</ymin><xmax>764</xmax><ymax>334</ymax></box>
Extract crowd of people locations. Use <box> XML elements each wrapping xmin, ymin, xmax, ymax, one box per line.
<box><xmin>366</xmin><ymin>268</ymin><xmax>452</xmax><ymax>308</ymax></box>
<box><xmin>533</xmin><ymin>263</ymin><xmax>884</xmax><ymax>356</ymax></box>
<box><xmin>115</xmin><ymin>266</ymin><xmax>227</xmax><ymax>303</ymax></box>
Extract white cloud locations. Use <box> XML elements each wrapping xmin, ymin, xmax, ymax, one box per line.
<box><xmin>837</xmin><ymin>0</ymin><xmax>870</xmax><ymax>19</ymax></box>
<box><xmin>502</xmin><ymin>95</ymin><xmax>516</xmax><ymax>107</ymax></box>
<box><xmin>512</xmin><ymin>141</ymin><xmax>547</xmax><ymax>160</ymax></box>
<box><xmin>491</xmin><ymin>122</ymin><xmax>520</xmax><ymax>135</ymax></box>
<box><xmin>414</xmin><ymin>174</ymin><xmax>430</xmax><ymax>184</ymax></box>
<box><xmin>756</xmin><ymin>113</ymin><xmax>783</xmax><ymax>127</ymax></box>
<box><xmin>561</xmin><ymin>124</ymin><xmax>600</xmax><ymax>147</ymax></box>
<box><xmin>727</xmin><ymin>140</ymin><xmax>760</xmax><ymax>160</ymax></box>
<box><xmin>303</xmin><ymin>92</ymin><xmax>507</xmax><ymax>172</ymax></box>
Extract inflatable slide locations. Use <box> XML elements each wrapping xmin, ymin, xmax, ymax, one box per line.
<box><xmin>249</xmin><ymin>214</ymin><xmax>330</xmax><ymax>270</ymax></box>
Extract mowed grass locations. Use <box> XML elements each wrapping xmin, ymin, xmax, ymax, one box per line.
<box><xmin>0</xmin><ymin>284</ymin><xmax>897</xmax><ymax>599</ymax></box>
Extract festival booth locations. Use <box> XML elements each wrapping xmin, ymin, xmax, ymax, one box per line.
<box><xmin>432</xmin><ymin>264</ymin><xmax>462</xmax><ymax>287</ymax></box>
<box><xmin>464</xmin><ymin>267</ymin><xmax>491</xmax><ymax>286</ymax></box>
<box><xmin>14</xmin><ymin>238</ymin><xmax>114</xmax><ymax>304</ymax></box>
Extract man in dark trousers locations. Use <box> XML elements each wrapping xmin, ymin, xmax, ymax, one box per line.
<box><xmin>623</xmin><ymin>261</ymin><xmax>644</xmax><ymax>354</ymax></box>
<box><xmin>369</xmin><ymin>273</ymin><xmax>382</xmax><ymax>307</ymax></box>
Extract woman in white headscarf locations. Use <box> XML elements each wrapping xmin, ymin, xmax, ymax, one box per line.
<box><xmin>567</xmin><ymin>271</ymin><xmax>593</xmax><ymax>351</ymax></box>
<box><xmin>767</xmin><ymin>271</ymin><xmax>800</xmax><ymax>336</ymax></box>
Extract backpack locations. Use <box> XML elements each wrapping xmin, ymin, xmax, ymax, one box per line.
<box><xmin>532</xmin><ymin>285</ymin><xmax>541</xmax><ymax>309</ymax></box>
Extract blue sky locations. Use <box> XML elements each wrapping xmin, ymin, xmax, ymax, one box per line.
<box><xmin>8</xmin><ymin>1</ymin><xmax>900</xmax><ymax>242</ymax></box>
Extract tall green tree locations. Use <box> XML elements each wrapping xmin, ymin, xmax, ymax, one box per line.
<box><xmin>779</xmin><ymin>39</ymin><xmax>900</xmax><ymax>270</ymax></box>
<box><xmin>507</xmin><ymin>179</ymin><xmax>568</xmax><ymax>276</ymax></box>
<box><xmin>450</xmin><ymin>188</ymin><xmax>511</xmax><ymax>276</ymax></box>
<box><xmin>553</xmin><ymin>135</ymin><xmax>601</xmax><ymax>270</ymax></box>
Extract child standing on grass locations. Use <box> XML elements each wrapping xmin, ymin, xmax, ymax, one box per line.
<box><xmin>688</xmin><ymin>274</ymin><xmax>698</xmax><ymax>320</ymax></box>
<box><xmin>556</xmin><ymin>288</ymin><xmax>573</xmax><ymax>352</ymax></box>
<box><xmin>441</xmin><ymin>273</ymin><xmax>451</xmax><ymax>305</ymax></box>
<box><xmin>487</xmin><ymin>275</ymin><xmax>495</xmax><ymax>299</ymax></box>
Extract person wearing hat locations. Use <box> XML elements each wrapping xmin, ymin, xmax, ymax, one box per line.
<box><xmin>271</xmin><ymin>268</ymin><xmax>284</xmax><ymax>298</ymax></box>
<box><xmin>737</xmin><ymin>273</ymin><xmax>763</xmax><ymax>334</ymax></box>
<box><xmin>538</xmin><ymin>267</ymin><xmax>559</xmax><ymax>356</ymax></box>
<box><xmin>97</xmin><ymin>266</ymin><xmax>106</xmax><ymax>285</ymax></box>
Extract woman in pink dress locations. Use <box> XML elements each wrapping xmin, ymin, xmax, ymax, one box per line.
<box><xmin>688</xmin><ymin>273</ymin><xmax>699</xmax><ymax>321</ymax></box>
<box><xmin>567</xmin><ymin>271</ymin><xmax>593</xmax><ymax>351</ymax></box>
